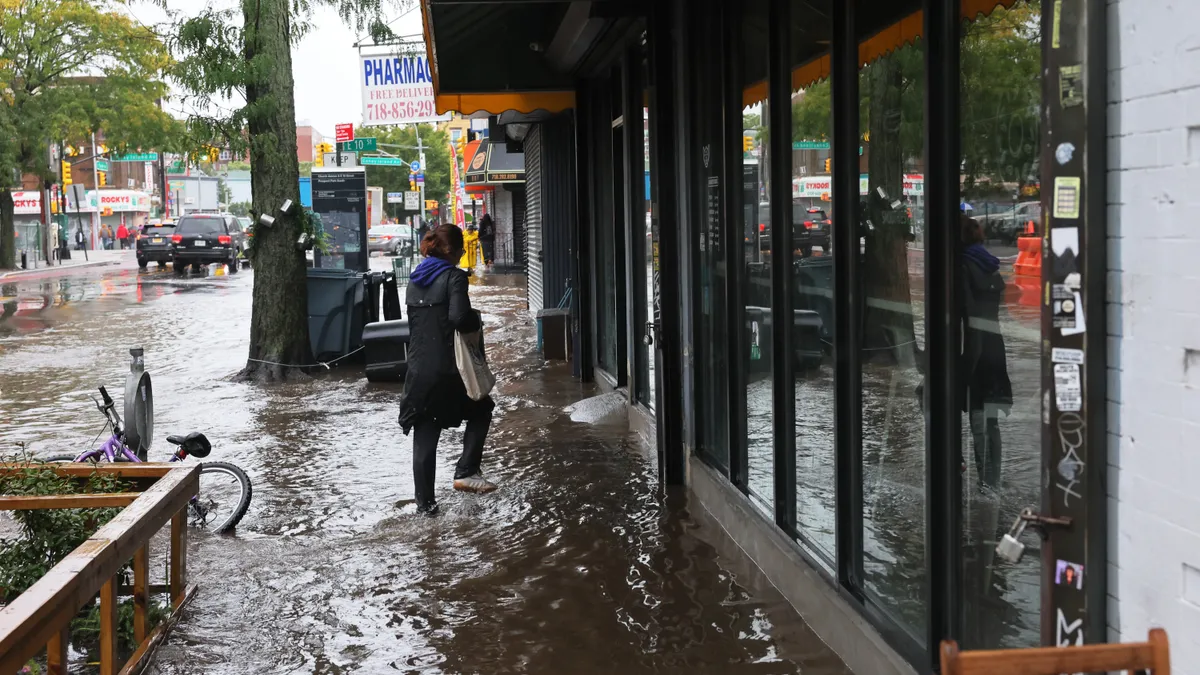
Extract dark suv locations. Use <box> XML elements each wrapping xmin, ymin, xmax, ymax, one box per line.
<box><xmin>136</xmin><ymin>224</ymin><xmax>176</xmax><ymax>269</ymax></box>
<box><xmin>171</xmin><ymin>214</ymin><xmax>240</xmax><ymax>274</ymax></box>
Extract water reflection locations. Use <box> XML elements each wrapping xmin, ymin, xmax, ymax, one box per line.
<box><xmin>0</xmin><ymin>262</ymin><xmax>845</xmax><ymax>673</ymax></box>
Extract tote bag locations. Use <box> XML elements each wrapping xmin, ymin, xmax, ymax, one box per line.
<box><xmin>454</xmin><ymin>329</ymin><xmax>496</xmax><ymax>400</ymax></box>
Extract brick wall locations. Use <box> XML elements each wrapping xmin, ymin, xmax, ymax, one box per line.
<box><xmin>1107</xmin><ymin>0</ymin><xmax>1200</xmax><ymax>666</ymax></box>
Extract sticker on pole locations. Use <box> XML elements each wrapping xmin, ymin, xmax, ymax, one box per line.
<box><xmin>360</xmin><ymin>51</ymin><xmax>450</xmax><ymax>126</ymax></box>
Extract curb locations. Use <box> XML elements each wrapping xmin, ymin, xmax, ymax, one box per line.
<box><xmin>0</xmin><ymin>260</ymin><xmax>120</xmax><ymax>280</ymax></box>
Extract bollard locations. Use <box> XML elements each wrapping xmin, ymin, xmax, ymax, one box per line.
<box><xmin>20</xmin><ymin>251</ymin><xmax>27</xmax><ymax>269</ymax></box>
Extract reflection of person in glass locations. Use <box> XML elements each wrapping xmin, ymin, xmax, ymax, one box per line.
<box><xmin>961</xmin><ymin>214</ymin><xmax>1013</xmax><ymax>490</ymax></box>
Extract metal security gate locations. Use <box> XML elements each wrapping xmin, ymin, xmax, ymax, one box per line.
<box><xmin>525</xmin><ymin>125</ymin><xmax>545</xmax><ymax>313</ymax></box>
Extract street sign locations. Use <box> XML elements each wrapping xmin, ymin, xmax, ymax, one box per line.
<box><xmin>341</xmin><ymin>137</ymin><xmax>377</xmax><ymax>153</ymax></box>
<box><xmin>792</xmin><ymin>141</ymin><xmax>830</xmax><ymax>150</ymax></box>
<box><xmin>112</xmin><ymin>152</ymin><xmax>159</xmax><ymax>162</ymax></box>
<box><xmin>322</xmin><ymin>152</ymin><xmax>358</xmax><ymax>167</ymax></box>
<box><xmin>410</xmin><ymin>160</ymin><xmax>421</xmax><ymax>172</ymax></box>
<box><xmin>386</xmin><ymin>192</ymin><xmax>403</xmax><ymax>204</ymax></box>
<box><xmin>335</xmin><ymin>124</ymin><xmax>354</xmax><ymax>143</ymax></box>
<box><xmin>404</xmin><ymin>191</ymin><xmax>420</xmax><ymax>211</ymax></box>
<box><xmin>359</xmin><ymin>156</ymin><xmax>404</xmax><ymax>166</ymax></box>
<box><xmin>415</xmin><ymin>173</ymin><xmax>425</xmax><ymax>184</ymax></box>
<box><xmin>95</xmin><ymin>160</ymin><xmax>110</xmax><ymax>172</ymax></box>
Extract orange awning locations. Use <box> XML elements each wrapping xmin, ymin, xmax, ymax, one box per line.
<box><xmin>743</xmin><ymin>0</ymin><xmax>1018</xmax><ymax>106</ymax></box>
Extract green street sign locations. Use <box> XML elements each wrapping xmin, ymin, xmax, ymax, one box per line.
<box><xmin>359</xmin><ymin>156</ymin><xmax>403</xmax><ymax>166</ymax></box>
<box><xmin>95</xmin><ymin>160</ymin><xmax>109</xmax><ymax>172</ymax></box>
<box><xmin>341</xmin><ymin>137</ymin><xmax>377</xmax><ymax>153</ymax></box>
<box><xmin>792</xmin><ymin>141</ymin><xmax>830</xmax><ymax>150</ymax></box>
<box><xmin>112</xmin><ymin>152</ymin><xmax>159</xmax><ymax>162</ymax></box>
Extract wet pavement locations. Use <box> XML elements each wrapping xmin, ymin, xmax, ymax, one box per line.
<box><xmin>0</xmin><ymin>259</ymin><xmax>848</xmax><ymax>674</ymax></box>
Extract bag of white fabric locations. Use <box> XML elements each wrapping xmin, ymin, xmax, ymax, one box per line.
<box><xmin>454</xmin><ymin>329</ymin><xmax>496</xmax><ymax>400</ymax></box>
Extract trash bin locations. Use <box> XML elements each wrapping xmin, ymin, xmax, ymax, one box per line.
<box><xmin>307</xmin><ymin>268</ymin><xmax>364</xmax><ymax>362</ymax></box>
<box><xmin>362</xmin><ymin>319</ymin><xmax>411</xmax><ymax>382</ymax></box>
<box><xmin>536</xmin><ymin>308</ymin><xmax>571</xmax><ymax>360</ymax></box>
<box><xmin>392</xmin><ymin>256</ymin><xmax>413</xmax><ymax>286</ymax></box>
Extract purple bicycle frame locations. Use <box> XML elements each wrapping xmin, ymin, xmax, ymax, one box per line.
<box><xmin>72</xmin><ymin>433</ymin><xmax>153</xmax><ymax>463</ymax></box>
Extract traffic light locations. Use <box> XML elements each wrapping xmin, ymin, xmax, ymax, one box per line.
<box><xmin>425</xmin><ymin>200</ymin><xmax>437</xmax><ymax>210</ymax></box>
<box><xmin>61</xmin><ymin>160</ymin><xmax>72</xmax><ymax>185</ymax></box>
<box><xmin>97</xmin><ymin>170</ymin><xmax>107</xmax><ymax>186</ymax></box>
<box><xmin>456</xmin><ymin>134</ymin><xmax>465</xmax><ymax>158</ymax></box>
<box><xmin>314</xmin><ymin>152</ymin><xmax>324</xmax><ymax>167</ymax></box>
<box><xmin>824</xmin><ymin>158</ymin><xmax>831</xmax><ymax>173</ymax></box>
<box><xmin>742</xmin><ymin>135</ymin><xmax>753</xmax><ymax>153</ymax></box>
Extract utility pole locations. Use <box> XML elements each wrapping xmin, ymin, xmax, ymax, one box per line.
<box><xmin>157</xmin><ymin>98</ymin><xmax>169</xmax><ymax>218</ymax></box>
<box><xmin>42</xmin><ymin>142</ymin><xmax>54</xmax><ymax>265</ymax></box>
<box><xmin>415</xmin><ymin>124</ymin><xmax>426</xmax><ymax>228</ymax></box>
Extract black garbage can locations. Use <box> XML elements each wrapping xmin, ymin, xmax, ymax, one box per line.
<box><xmin>362</xmin><ymin>319</ymin><xmax>411</xmax><ymax>381</ymax></box>
<box><xmin>306</xmin><ymin>268</ymin><xmax>364</xmax><ymax>362</ymax></box>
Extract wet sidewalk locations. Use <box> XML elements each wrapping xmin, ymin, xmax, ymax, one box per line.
<box><xmin>0</xmin><ymin>266</ymin><xmax>848</xmax><ymax>674</ymax></box>
<box><xmin>0</xmin><ymin>248</ymin><xmax>129</xmax><ymax>279</ymax></box>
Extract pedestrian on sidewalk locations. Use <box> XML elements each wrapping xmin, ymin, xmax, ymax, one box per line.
<box><xmin>116</xmin><ymin>223</ymin><xmax>129</xmax><ymax>250</ymax></box>
<box><xmin>398</xmin><ymin>223</ymin><xmax>496</xmax><ymax>516</ymax></box>
<box><xmin>479</xmin><ymin>213</ymin><xmax>495</xmax><ymax>266</ymax></box>
<box><xmin>100</xmin><ymin>224</ymin><xmax>111</xmax><ymax>250</ymax></box>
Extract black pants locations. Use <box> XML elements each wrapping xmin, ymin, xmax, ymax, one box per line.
<box><xmin>412</xmin><ymin>407</ymin><xmax>492</xmax><ymax>506</ymax></box>
<box><xmin>969</xmin><ymin>407</ymin><xmax>1003</xmax><ymax>489</ymax></box>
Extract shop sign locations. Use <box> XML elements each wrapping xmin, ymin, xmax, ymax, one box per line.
<box><xmin>360</xmin><ymin>51</ymin><xmax>450</xmax><ymax>126</ymax></box>
<box><xmin>795</xmin><ymin>175</ymin><xmax>924</xmax><ymax>198</ymax></box>
<box><xmin>12</xmin><ymin>190</ymin><xmax>42</xmax><ymax>215</ymax></box>
<box><xmin>88</xmin><ymin>190</ymin><xmax>151</xmax><ymax>212</ymax></box>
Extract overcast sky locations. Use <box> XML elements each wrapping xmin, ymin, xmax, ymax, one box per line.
<box><xmin>130</xmin><ymin>1</ymin><xmax>423</xmax><ymax>138</ymax></box>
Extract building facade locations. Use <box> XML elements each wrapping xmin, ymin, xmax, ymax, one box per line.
<box><xmin>423</xmin><ymin>0</ymin><xmax>1192</xmax><ymax>671</ymax></box>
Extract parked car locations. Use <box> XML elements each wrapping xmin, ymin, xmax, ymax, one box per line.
<box><xmin>746</xmin><ymin>201</ymin><xmax>829</xmax><ymax>258</ymax></box>
<box><xmin>136</xmin><ymin>223</ymin><xmax>176</xmax><ymax>269</ymax></box>
<box><xmin>368</xmin><ymin>224</ymin><xmax>414</xmax><ymax>256</ymax></box>
<box><xmin>170</xmin><ymin>214</ymin><xmax>241</xmax><ymax>274</ymax></box>
<box><xmin>980</xmin><ymin>201</ymin><xmax>1042</xmax><ymax>243</ymax></box>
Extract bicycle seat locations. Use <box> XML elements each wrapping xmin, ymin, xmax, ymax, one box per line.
<box><xmin>166</xmin><ymin>432</ymin><xmax>212</xmax><ymax>458</ymax></box>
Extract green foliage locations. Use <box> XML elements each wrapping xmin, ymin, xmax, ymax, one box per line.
<box><xmin>0</xmin><ymin>0</ymin><xmax>183</xmax><ymax>267</ymax></box>
<box><xmin>0</xmin><ymin>454</ymin><xmax>132</xmax><ymax>602</ymax></box>
<box><xmin>357</xmin><ymin>124</ymin><xmax>451</xmax><ymax>211</ymax></box>
<box><xmin>789</xmin><ymin>0</ymin><xmax>1041</xmax><ymax>192</ymax></box>
<box><xmin>72</xmin><ymin>595</ymin><xmax>169</xmax><ymax>655</ymax></box>
<box><xmin>298</xmin><ymin>161</ymin><xmax>313</xmax><ymax>177</ymax></box>
<box><xmin>217</xmin><ymin>176</ymin><xmax>232</xmax><ymax>206</ymax></box>
<box><xmin>226</xmin><ymin>160</ymin><xmax>252</xmax><ymax>172</ymax></box>
<box><xmin>229</xmin><ymin>201</ymin><xmax>252</xmax><ymax>217</ymax></box>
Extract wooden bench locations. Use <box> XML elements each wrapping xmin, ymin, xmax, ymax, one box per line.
<box><xmin>940</xmin><ymin>628</ymin><xmax>1169</xmax><ymax>675</ymax></box>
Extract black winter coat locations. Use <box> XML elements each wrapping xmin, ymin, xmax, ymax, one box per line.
<box><xmin>397</xmin><ymin>267</ymin><xmax>493</xmax><ymax>432</ymax></box>
<box><xmin>961</xmin><ymin>257</ymin><xmax>1014</xmax><ymax>413</ymax></box>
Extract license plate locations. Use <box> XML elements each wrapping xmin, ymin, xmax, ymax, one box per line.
<box><xmin>194</xmin><ymin>240</ymin><xmax>206</xmax><ymax>247</ymax></box>
<box><xmin>152</xmin><ymin>238</ymin><xmax>163</xmax><ymax>244</ymax></box>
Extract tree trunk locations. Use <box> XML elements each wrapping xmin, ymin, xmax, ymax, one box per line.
<box><xmin>861</xmin><ymin>56</ymin><xmax>917</xmax><ymax>361</ymax></box>
<box><xmin>0</xmin><ymin>189</ymin><xmax>14</xmax><ymax>269</ymax></box>
<box><xmin>237</xmin><ymin>0</ymin><xmax>312</xmax><ymax>382</ymax></box>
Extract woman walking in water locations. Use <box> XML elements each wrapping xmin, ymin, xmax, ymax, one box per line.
<box><xmin>398</xmin><ymin>224</ymin><xmax>497</xmax><ymax>516</ymax></box>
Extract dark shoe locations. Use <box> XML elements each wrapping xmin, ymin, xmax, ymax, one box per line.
<box><xmin>416</xmin><ymin>501</ymin><xmax>440</xmax><ymax>517</ymax></box>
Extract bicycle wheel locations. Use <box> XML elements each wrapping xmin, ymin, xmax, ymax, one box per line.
<box><xmin>191</xmin><ymin>461</ymin><xmax>252</xmax><ymax>534</ymax></box>
<box><xmin>43</xmin><ymin>453</ymin><xmax>97</xmax><ymax>463</ymax></box>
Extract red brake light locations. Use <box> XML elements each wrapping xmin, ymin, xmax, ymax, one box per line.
<box><xmin>218</xmin><ymin>235</ymin><xmax>232</xmax><ymax>245</ymax></box>
<box><xmin>383</xmin><ymin>235</ymin><xmax>393</xmax><ymax>240</ymax></box>
<box><xmin>759</xmin><ymin>224</ymin><xmax>766</xmax><ymax>232</ymax></box>
<box><xmin>171</xmin><ymin>234</ymin><xmax>182</xmax><ymax>243</ymax></box>
<box><xmin>804</xmin><ymin>220</ymin><xmax>814</xmax><ymax>229</ymax></box>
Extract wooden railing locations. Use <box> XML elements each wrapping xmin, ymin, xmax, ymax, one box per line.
<box><xmin>940</xmin><ymin>628</ymin><xmax>1170</xmax><ymax>675</ymax></box>
<box><xmin>0</xmin><ymin>463</ymin><xmax>199</xmax><ymax>675</ymax></box>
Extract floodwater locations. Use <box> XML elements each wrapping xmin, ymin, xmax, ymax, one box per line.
<box><xmin>0</xmin><ymin>259</ymin><xmax>848</xmax><ymax>674</ymax></box>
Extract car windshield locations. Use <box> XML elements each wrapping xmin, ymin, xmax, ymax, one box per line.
<box><xmin>176</xmin><ymin>217</ymin><xmax>224</xmax><ymax>235</ymax></box>
<box><xmin>374</xmin><ymin>225</ymin><xmax>409</xmax><ymax>236</ymax></box>
<box><xmin>237</xmin><ymin>217</ymin><xmax>252</xmax><ymax>229</ymax></box>
<box><xmin>142</xmin><ymin>227</ymin><xmax>174</xmax><ymax>236</ymax></box>
<box><xmin>806</xmin><ymin>210</ymin><xmax>829</xmax><ymax>221</ymax></box>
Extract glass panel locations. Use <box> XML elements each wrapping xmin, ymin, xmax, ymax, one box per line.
<box><xmin>857</xmin><ymin>41</ymin><xmax>928</xmax><ymax>642</ymax></box>
<box><xmin>693</xmin><ymin>0</ymin><xmax>729</xmax><ymax>471</ymax></box>
<box><xmin>741</xmin><ymin>0</ymin><xmax>773</xmax><ymax>512</ymax></box>
<box><xmin>788</xmin><ymin>64</ymin><xmax>836</xmax><ymax>560</ymax></box>
<box><xmin>959</xmin><ymin>0</ymin><xmax>1043</xmax><ymax>649</ymax></box>
<box><xmin>595</xmin><ymin>83</ymin><xmax>620</xmax><ymax>375</ymax></box>
<box><xmin>640</xmin><ymin>50</ymin><xmax>657</xmax><ymax>409</ymax></box>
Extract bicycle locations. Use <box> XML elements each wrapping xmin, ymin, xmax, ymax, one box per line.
<box><xmin>44</xmin><ymin>385</ymin><xmax>252</xmax><ymax>534</ymax></box>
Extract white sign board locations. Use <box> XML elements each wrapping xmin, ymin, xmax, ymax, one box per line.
<box><xmin>386</xmin><ymin>192</ymin><xmax>404</xmax><ymax>204</ymax></box>
<box><xmin>360</xmin><ymin>52</ymin><xmax>451</xmax><ymax>126</ymax></box>
<box><xmin>404</xmin><ymin>191</ymin><xmax>420</xmax><ymax>211</ymax></box>
<box><xmin>323</xmin><ymin>152</ymin><xmax>358</xmax><ymax>167</ymax></box>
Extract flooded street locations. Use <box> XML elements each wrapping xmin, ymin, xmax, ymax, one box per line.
<box><xmin>0</xmin><ymin>258</ymin><xmax>847</xmax><ymax>674</ymax></box>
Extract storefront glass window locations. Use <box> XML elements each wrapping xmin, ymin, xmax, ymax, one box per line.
<box><xmin>742</xmin><ymin>0</ymin><xmax>773</xmax><ymax>512</ymax></box>
<box><xmin>788</xmin><ymin>68</ymin><xmax>837</xmax><ymax>562</ymax></box>
<box><xmin>857</xmin><ymin>41</ymin><xmax>928</xmax><ymax>642</ymax></box>
<box><xmin>693</xmin><ymin>0</ymin><xmax>729</xmax><ymax>471</ymax></box>
<box><xmin>958</xmin><ymin>0</ymin><xmax>1043</xmax><ymax>649</ymax></box>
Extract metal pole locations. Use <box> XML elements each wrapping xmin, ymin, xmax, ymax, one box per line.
<box><xmin>416</xmin><ymin>125</ymin><xmax>427</xmax><ymax>227</ymax></box>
